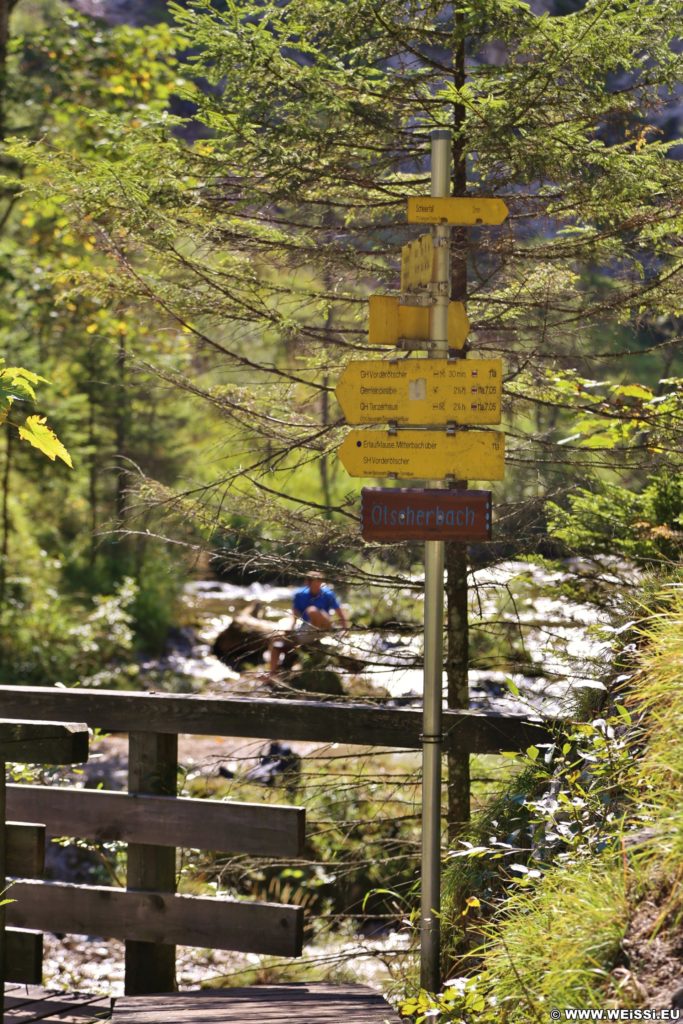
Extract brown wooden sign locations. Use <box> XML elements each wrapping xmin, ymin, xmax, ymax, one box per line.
<box><xmin>361</xmin><ymin>488</ymin><xmax>491</xmax><ymax>542</ymax></box>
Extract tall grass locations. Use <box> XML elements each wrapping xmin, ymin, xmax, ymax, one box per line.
<box><xmin>623</xmin><ymin>582</ymin><xmax>683</xmax><ymax>896</ymax></box>
<box><xmin>480</xmin><ymin>860</ymin><xmax>628</xmax><ymax>1021</ymax></box>
<box><xmin>412</xmin><ymin>578</ymin><xmax>683</xmax><ymax>1022</ymax></box>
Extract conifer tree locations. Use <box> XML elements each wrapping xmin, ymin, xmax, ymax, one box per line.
<box><xmin>11</xmin><ymin>0</ymin><xmax>683</xmax><ymax>754</ymax></box>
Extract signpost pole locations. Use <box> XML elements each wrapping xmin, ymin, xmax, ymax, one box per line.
<box><xmin>420</xmin><ymin>127</ymin><xmax>451</xmax><ymax>993</ymax></box>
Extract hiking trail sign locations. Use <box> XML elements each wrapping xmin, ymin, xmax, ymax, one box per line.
<box><xmin>400</xmin><ymin>233</ymin><xmax>435</xmax><ymax>290</ymax></box>
<box><xmin>368</xmin><ymin>295</ymin><xmax>469</xmax><ymax>349</ymax></box>
<box><xmin>338</xmin><ymin>429</ymin><xmax>505</xmax><ymax>480</ymax></box>
<box><xmin>335</xmin><ymin>358</ymin><xmax>502</xmax><ymax>426</ymax></box>
<box><xmin>407</xmin><ymin>196</ymin><xmax>509</xmax><ymax>226</ymax></box>
<box><xmin>331</xmin><ymin>130</ymin><xmax>511</xmax><ymax>993</ymax></box>
<box><xmin>361</xmin><ymin>487</ymin><xmax>492</xmax><ymax>542</ymax></box>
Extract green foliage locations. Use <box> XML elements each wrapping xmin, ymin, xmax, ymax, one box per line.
<box><xmin>130</xmin><ymin>545</ymin><xmax>184</xmax><ymax>653</ymax></box>
<box><xmin>7</xmin><ymin>0</ymin><xmax>680</xmax><ymax>585</ymax></box>
<box><xmin>403</xmin><ymin>853</ymin><xmax>629</xmax><ymax>1022</ymax></box>
<box><xmin>547</xmin><ymin>473</ymin><xmax>683</xmax><ymax>562</ymax></box>
<box><xmin>401</xmin><ymin>578</ymin><xmax>683</xmax><ymax>1019</ymax></box>
<box><xmin>0</xmin><ymin>576</ymin><xmax>137</xmax><ymax>685</ymax></box>
<box><xmin>622</xmin><ymin>583</ymin><xmax>683</xmax><ymax>896</ymax></box>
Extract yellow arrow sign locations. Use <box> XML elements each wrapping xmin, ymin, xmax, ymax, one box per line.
<box><xmin>368</xmin><ymin>296</ymin><xmax>469</xmax><ymax>349</ymax></box>
<box><xmin>336</xmin><ymin>359</ymin><xmax>501</xmax><ymax>426</ymax></box>
<box><xmin>400</xmin><ymin>233</ymin><xmax>434</xmax><ymax>290</ymax></box>
<box><xmin>339</xmin><ymin>429</ymin><xmax>505</xmax><ymax>481</ymax></box>
<box><xmin>407</xmin><ymin>197</ymin><xmax>509</xmax><ymax>226</ymax></box>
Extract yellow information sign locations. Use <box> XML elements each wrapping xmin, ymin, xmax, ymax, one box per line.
<box><xmin>336</xmin><ymin>358</ymin><xmax>501</xmax><ymax>426</ymax></box>
<box><xmin>400</xmin><ymin>233</ymin><xmax>434</xmax><ymax>291</ymax></box>
<box><xmin>368</xmin><ymin>295</ymin><xmax>469</xmax><ymax>349</ymax></box>
<box><xmin>339</xmin><ymin>429</ymin><xmax>505</xmax><ymax>481</ymax></box>
<box><xmin>407</xmin><ymin>196</ymin><xmax>509</xmax><ymax>226</ymax></box>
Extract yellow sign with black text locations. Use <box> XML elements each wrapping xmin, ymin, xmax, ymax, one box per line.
<box><xmin>339</xmin><ymin>429</ymin><xmax>505</xmax><ymax>481</ymax></box>
<box><xmin>407</xmin><ymin>197</ymin><xmax>509</xmax><ymax>226</ymax></box>
<box><xmin>336</xmin><ymin>358</ymin><xmax>501</xmax><ymax>426</ymax></box>
<box><xmin>400</xmin><ymin>233</ymin><xmax>435</xmax><ymax>291</ymax></box>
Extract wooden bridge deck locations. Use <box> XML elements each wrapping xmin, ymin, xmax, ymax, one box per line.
<box><xmin>4</xmin><ymin>984</ymin><xmax>401</xmax><ymax>1023</ymax></box>
<box><xmin>113</xmin><ymin>985</ymin><xmax>401</xmax><ymax>1023</ymax></box>
<box><xmin>4</xmin><ymin>985</ymin><xmax>111</xmax><ymax>1022</ymax></box>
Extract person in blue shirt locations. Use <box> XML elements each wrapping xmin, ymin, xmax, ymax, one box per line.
<box><xmin>269</xmin><ymin>571</ymin><xmax>348</xmax><ymax>675</ymax></box>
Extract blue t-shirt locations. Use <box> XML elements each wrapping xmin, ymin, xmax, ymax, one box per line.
<box><xmin>293</xmin><ymin>585</ymin><xmax>340</xmax><ymax>622</ymax></box>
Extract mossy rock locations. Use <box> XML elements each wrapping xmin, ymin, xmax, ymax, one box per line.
<box><xmin>294</xmin><ymin>668</ymin><xmax>344</xmax><ymax>696</ymax></box>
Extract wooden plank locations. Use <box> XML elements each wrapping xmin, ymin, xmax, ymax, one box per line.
<box><xmin>125</xmin><ymin>733</ymin><xmax>177</xmax><ymax>996</ymax></box>
<box><xmin>4</xmin><ymin>987</ymin><xmax>111</xmax><ymax>1022</ymax></box>
<box><xmin>6</xmin><ymin>787</ymin><xmax>305</xmax><ymax>858</ymax></box>
<box><xmin>11</xmin><ymin>1004</ymin><xmax>111</xmax><ymax>1024</ymax></box>
<box><xmin>7</xmin><ymin>880</ymin><xmax>304</xmax><ymax>958</ymax></box>
<box><xmin>111</xmin><ymin>985</ymin><xmax>400</xmax><ymax>1023</ymax></box>
<box><xmin>10</xmin><ymin>1007</ymin><xmax>111</xmax><ymax>1024</ymax></box>
<box><xmin>0</xmin><ymin>687</ymin><xmax>555</xmax><ymax>752</ymax></box>
<box><xmin>1</xmin><ymin>761</ymin><xmax>6</xmax><ymax>1015</ymax></box>
<box><xmin>0</xmin><ymin>721</ymin><xmax>88</xmax><ymax>765</ymax></box>
<box><xmin>5</xmin><ymin>928</ymin><xmax>42</xmax><ymax>985</ymax></box>
<box><xmin>6</xmin><ymin>823</ymin><xmax>45</xmax><ymax>877</ymax></box>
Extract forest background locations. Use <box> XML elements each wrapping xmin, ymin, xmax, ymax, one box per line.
<box><xmin>0</xmin><ymin>0</ymin><xmax>682</xmax><ymax>1013</ymax></box>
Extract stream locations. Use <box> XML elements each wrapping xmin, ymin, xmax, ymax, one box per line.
<box><xmin>42</xmin><ymin>557</ymin><xmax>633</xmax><ymax>996</ymax></box>
<box><xmin>144</xmin><ymin>557</ymin><xmax>629</xmax><ymax>718</ymax></box>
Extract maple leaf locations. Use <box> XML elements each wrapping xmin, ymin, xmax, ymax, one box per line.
<box><xmin>17</xmin><ymin>415</ymin><xmax>73</xmax><ymax>468</ymax></box>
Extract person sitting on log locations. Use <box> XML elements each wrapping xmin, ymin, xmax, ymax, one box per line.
<box><xmin>269</xmin><ymin>571</ymin><xmax>349</xmax><ymax>676</ymax></box>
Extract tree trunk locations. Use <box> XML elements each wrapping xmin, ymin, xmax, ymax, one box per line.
<box><xmin>445</xmin><ymin>12</ymin><xmax>471</xmax><ymax>838</ymax></box>
<box><xmin>320</xmin><ymin>373</ymin><xmax>332</xmax><ymax>516</ymax></box>
<box><xmin>114</xmin><ymin>331</ymin><xmax>129</xmax><ymax>573</ymax></box>
<box><xmin>0</xmin><ymin>0</ymin><xmax>10</xmax><ymax>143</ymax></box>
<box><xmin>0</xmin><ymin>0</ymin><xmax>19</xmax><ymax>143</ymax></box>
<box><xmin>87</xmin><ymin>383</ymin><xmax>98</xmax><ymax>571</ymax></box>
<box><xmin>0</xmin><ymin>423</ymin><xmax>12</xmax><ymax>607</ymax></box>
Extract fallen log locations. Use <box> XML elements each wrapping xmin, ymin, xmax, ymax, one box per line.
<box><xmin>212</xmin><ymin>603</ymin><xmax>370</xmax><ymax>677</ymax></box>
<box><xmin>212</xmin><ymin>602</ymin><xmax>289</xmax><ymax>669</ymax></box>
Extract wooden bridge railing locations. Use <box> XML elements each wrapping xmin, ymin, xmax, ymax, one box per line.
<box><xmin>0</xmin><ymin>718</ymin><xmax>90</xmax><ymax>1018</ymax></box>
<box><xmin>0</xmin><ymin>685</ymin><xmax>553</xmax><ymax>996</ymax></box>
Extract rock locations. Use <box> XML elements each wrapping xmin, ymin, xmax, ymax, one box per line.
<box><xmin>165</xmin><ymin>625</ymin><xmax>197</xmax><ymax>657</ymax></box>
<box><xmin>293</xmin><ymin>668</ymin><xmax>344</xmax><ymax>696</ymax></box>
<box><xmin>245</xmin><ymin>742</ymin><xmax>301</xmax><ymax>791</ymax></box>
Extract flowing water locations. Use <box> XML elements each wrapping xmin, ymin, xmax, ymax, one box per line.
<box><xmin>146</xmin><ymin>558</ymin><xmax>632</xmax><ymax>718</ymax></box>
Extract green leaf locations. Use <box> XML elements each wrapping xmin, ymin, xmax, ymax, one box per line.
<box><xmin>611</xmin><ymin>383</ymin><xmax>653</xmax><ymax>400</ymax></box>
<box><xmin>614</xmin><ymin>704</ymin><xmax>632</xmax><ymax>725</ymax></box>
<box><xmin>3</xmin><ymin>366</ymin><xmax>49</xmax><ymax>387</ymax></box>
<box><xmin>17</xmin><ymin>416</ymin><xmax>73</xmax><ymax>467</ymax></box>
<box><xmin>505</xmin><ymin>677</ymin><xmax>520</xmax><ymax>697</ymax></box>
<box><xmin>526</xmin><ymin>745</ymin><xmax>540</xmax><ymax>761</ymax></box>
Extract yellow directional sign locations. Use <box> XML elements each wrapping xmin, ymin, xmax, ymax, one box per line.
<box><xmin>336</xmin><ymin>359</ymin><xmax>501</xmax><ymax>426</ymax></box>
<box><xmin>400</xmin><ymin>233</ymin><xmax>434</xmax><ymax>291</ymax></box>
<box><xmin>339</xmin><ymin>429</ymin><xmax>505</xmax><ymax>481</ymax></box>
<box><xmin>407</xmin><ymin>196</ymin><xmax>509</xmax><ymax>226</ymax></box>
<box><xmin>368</xmin><ymin>296</ymin><xmax>469</xmax><ymax>349</ymax></box>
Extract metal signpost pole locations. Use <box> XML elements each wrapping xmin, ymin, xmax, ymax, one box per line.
<box><xmin>420</xmin><ymin>128</ymin><xmax>451</xmax><ymax>992</ymax></box>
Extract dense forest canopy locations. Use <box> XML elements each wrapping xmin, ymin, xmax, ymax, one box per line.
<box><xmin>1</xmin><ymin>0</ymin><xmax>679</xmax><ymax>615</ymax></box>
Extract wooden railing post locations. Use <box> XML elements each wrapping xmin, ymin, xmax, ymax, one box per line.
<box><xmin>0</xmin><ymin>760</ymin><xmax>6</xmax><ymax>1020</ymax></box>
<box><xmin>125</xmin><ymin>732</ymin><xmax>177</xmax><ymax>995</ymax></box>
